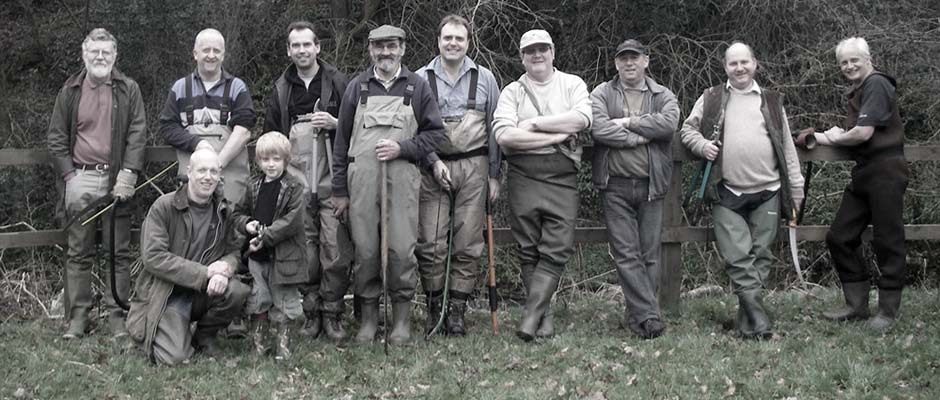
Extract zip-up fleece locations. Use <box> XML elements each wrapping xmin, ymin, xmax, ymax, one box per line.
<box><xmin>590</xmin><ymin>75</ymin><xmax>680</xmax><ymax>198</ymax></box>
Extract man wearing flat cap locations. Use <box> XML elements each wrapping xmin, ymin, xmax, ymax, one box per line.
<box><xmin>493</xmin><ymin>29</ymin><xmax>592</xmax><ymax>342</ymax></box>
<box><xmin>331</xmin><ymin>24</ymin><xmax>445</xmax><ymax>345</ymax></box>
<box><xmin>590</xmin><ymin>39</ymin><xmax>679</xmax><ymax>339</ymax></box>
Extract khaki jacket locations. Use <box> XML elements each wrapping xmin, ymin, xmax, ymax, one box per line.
<box><xmin>126</xmin><ymin>186</ymin><xmax>241</xmax><ymax>358</ymax></box>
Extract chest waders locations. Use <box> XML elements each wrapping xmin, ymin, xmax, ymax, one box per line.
<box><xmin>347</xmin><ymin>79</ymin><xmax>421</xmax><ymax>345</ymax></box>
<box><xmin>288</xmin><ymin>100</ymin><xmax>334</xmax><ymax>200</ymax></box>
<box><xmin>421</xmin><ymin>69</ymin><xmax>490</xmax><ymax>337</ymax></box>
<box><xmin>175</xmin><ymin>76</ymin><xmax>249</xmax><ymax>204</ymax></box>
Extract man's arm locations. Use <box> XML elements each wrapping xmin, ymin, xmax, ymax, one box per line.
<box><xmin>218</xmin><ymin>80</ymin><xmax>256</xmax><ymax>167</ymax></box>
<box><xmin>780</xmin><ymin>109</ymin><xmax>805</xmax><ymax>209</ymax></box>
<box><xmin>814</xmin><ymin>125</ymin><xmax>874</xmax><ymax>146</ymax></box>
<box><xmin>158</xmin><ymin>79</ymin><xmax>204</xmax><ymax>152</ymax></box>
<box><xmin>397</xmin><ymin>77</ymin><xmax>445</xmax><ymax>162</ymax></box>
<box><xmin>482</xmin><ymin>68</ymin><xmax>503</xmax><ymax>180</ymax></box>
<box><xmin>679</xmin><ymin>94</ymin><xmax>717</xmax><ymax>159</ymax></box>
<box><xmin>330</xmin><ymin>79</ymin><xmax>360</xmax><ymax>198</ymax></box>
<box><xmin>628</xmin><ymin>87</ymin><xmax>680</xmax><ymax>142</ymax></box>
<box><xmin>47</xmin><ymin>86</ymin><xmax>74</xmax><ymax>179</ymax></box>
<box><xmin>590</xmin><ymin>82</ymin><xmax>651</xmax><ymax>148</ymax></box>
<box><xmin>493</xmin><ymin>83</ymin><xmax>571</xmax><ymax>150</ymax></box>
<box><xmin>121</xmin><ymin>80</ymin><xmax>148</xmax><ymax>172</ymax></box>
<box><xmin>262</xmin><ymin>84</ymin><xmax>284</xmax><ymax>133</ymax></box>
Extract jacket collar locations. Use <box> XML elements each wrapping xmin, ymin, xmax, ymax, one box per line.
<box><xmin>64</xmin><ymin>68</ymin><xmax>131</xmax><ymax>88</ymax></box>
<box><xmin>609</xmin><ymin>75</ymin><xmax>667</xmax><ymax>94</ymax></box>
<box><xmin>171</xmin><ymin>184</ymin><xmax>227</xmax><ymax>212</ymax></box>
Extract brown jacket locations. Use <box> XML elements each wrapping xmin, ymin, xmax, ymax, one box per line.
<box><xmin>126</xmin><ymin>186</ymin><xmax>242</xmax><ymax>356</ymax></box>
<box><xmin>232</xmin><ymin>170</ymin><xmax>308</xmax><ymax>285</ymax></box>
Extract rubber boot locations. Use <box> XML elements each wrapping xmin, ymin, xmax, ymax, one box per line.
<box><xmin>274</xmin><ymin>321</ymin><xmax>292</xmax><ymax>361</ymax></box>
<box><xmin>109</xmin><ymin>310</ymin><xmax>129</xmax><ymax>339</ymax></box>
<box><xmin>823</xmin><ymin>281</ymin><xmax>871</xmax><ymax>321</ymax></box>
<box><xmin>249</xmin><ymin>316</ymin><xmax>271</xmax><ymax>356</ymax></box>
<box><xmin>300</xmin><ymin>309</ymin><xmax>322</xmax><ymax>338</ymax></box>
<box><xmin>535</xmin><ymin>307</ymin><xmax>554</xmax><ymax>338</ymax></box>
<box><xmin>322</xmin><ymin>312</ymin><xmax>347</xmax><ymax>342</ymax></box>
<box><xmin>355</xmin><ymin>298</ymin><xmax>379</xmax><ymax>343</ymax></box>
<box><xmin>389</xmin><ymin>302</ymin><xmax>413</xmax><ymax>345</ymax></box>
<box><xmin>516</xmin><ymin>270</ymin><xmax>559</xmax><ymax>342</ymax></box>
<box><xmin>869</xmin><ymin>289</ymin><xmax>902</xmax><ymax>333</ymax></box>
<box><xmin>425</xmin><ymin>292</ymin><xmax>444</xmax><ymax>335</ymax></box>
<box><xmin>446</xmin><ymin>298</ymin><xmax>467</xmax><ymax>336</ymax></box>
<box><xmin>62</xmin><ymin>313</ymin><xmax>90</xmax><ymax>340</ymax></box>
<box><xmin>737</xmin><ymin>290</ymin><xmax>772</xmax><ymax>339</ymax></box>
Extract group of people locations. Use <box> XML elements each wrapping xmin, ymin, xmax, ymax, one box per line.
<box><xmin>47</xmin><ymin>15</ymin><xmax>909</xmax><ymax>366</ymax></box>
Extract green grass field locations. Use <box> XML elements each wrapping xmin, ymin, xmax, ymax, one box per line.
<box><xmin>2</xmin><ymin>288</ymin><xmax>938</xmax><ymax>399</ymax></box>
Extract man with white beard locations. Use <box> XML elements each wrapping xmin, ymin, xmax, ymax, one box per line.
<box><xmin>47</xmin><ymin>28</ymin><xmax>147</xmax><ymax>340</ymax></box>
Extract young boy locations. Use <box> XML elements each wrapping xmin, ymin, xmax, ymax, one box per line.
<box><xmin>233</xmin><ymin>131</ymin><xmax>308</xmax><ymax>361</ymax></box>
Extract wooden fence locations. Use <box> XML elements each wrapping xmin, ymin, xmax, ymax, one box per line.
<box><xmin>2</xmin><ymin>143</ymin><xmax>939</xmax><ymax>312</ymax></box>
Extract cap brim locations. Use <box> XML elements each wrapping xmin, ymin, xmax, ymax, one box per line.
<box><xmin>520</xmin><ymin>41</ymin><xmax>552</xmax><ymax>50</ymax></box>
<box><xmin>615</xmin><ymin>48</ymin><xmax>644</xmax><ymax>57</ymax></box>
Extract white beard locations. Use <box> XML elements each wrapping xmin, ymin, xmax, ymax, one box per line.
<box><xmin>87</xmin><ymin>64</ymin><xmax>112</xmax><ymax>80</ymax></box>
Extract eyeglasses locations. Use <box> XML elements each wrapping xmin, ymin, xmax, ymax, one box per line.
<box><xmin>84</xmin><ymin>49</ymin><xmax>114</xmax><ymax>58</ymax></box>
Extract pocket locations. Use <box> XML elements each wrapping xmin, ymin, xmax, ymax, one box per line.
<box><xmin>362</xmin><ymin>111</ymin><xmax>404</xmax><ymax>129</ymax></box>
<box><xmin>275</xmin><ymin>243</ymin><xmax>303</xmax><ymax>277</ymax></box>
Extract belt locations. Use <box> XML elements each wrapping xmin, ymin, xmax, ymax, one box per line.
<box><xmin>439</xmin><ymin>147</ymin><xmax>487</xmax><ymax>161</ymax></box>
<box><xmin>74</xmin><ymin>163</ymin><xmax>110</xmax><ymax>173</ymax></box>
<box><xmin>442</xmin><ymin>116</ymin><xmax>463</xmax><ymax>123</ymax></box>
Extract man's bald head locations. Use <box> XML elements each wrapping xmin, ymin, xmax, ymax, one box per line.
<box><xmin>194</xmin><ymin>28</ymin><xmax>225</xmax><ymax>50</ymax></box>
<box><xmin>187</xmin><ymin>149</ymin><xmax>222</xmax><ymax>204</ymax></box>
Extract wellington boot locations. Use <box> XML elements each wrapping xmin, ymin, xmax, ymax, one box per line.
<box><xmin>446</xmin><ymin>299</ymin><xmax>467</xmax><ymax>336</ymax></box>
<box><xmin>823</xmin><ymin>281</ymin><xmax>871</xmax><ymax>321</ymax></box>
<box><xmin>425</xmin><ymin>293</ymin><xmax>444</xmax><ymax>335</ymax></box>
<box><xmin>109</xmin><ymin>310</ymin><xmax>129</xmax><ymax>340</ymax></box>
<box><xmin>869</xmin><ymin>289</ymin><xmax>902</xmax><ymax>333</ymax></box>
<box><xmin>322</xmin><ymin>312</ymin><xmax>347</xmax><ymax>342</ymax></box>
<box><xmin>300</xmin><ymin>309</ymin><xmax>322</xmax><ymax>338</ymax></box>
<box><xmin>389</xmin><ymin>302</ymin><xmax>413</xmax><ymax>345</ymax></box>
<box><xmin>535</xmin><ymin>308</ymin><xmax>554</xmax><ymax>338</ymax></box>
<box><xmin>516</xmin><ymin>271</ymin><xmax>559</xmax><ymax>342</ymax></box>
<box><xmin>249</xmin><ymin>318</ymin><xmax>271</xmax><ymax>356</ymax></box>
<box><xmin>274</xmin><ymin>322</ymin><xmax>292</xmax><ymax>362</ymax></box>
<box><xmin>63</xmin><ymin>314</ymin><xmax>90</xmax><ymax>340</ymax></box>
<box><xmin>737</xmin><ymin>290</ymin><xmax>772</xmax><ymax>340</ymax></box>
<box><xmin>355</xmin><ymin>299</ymin><xmax>379</xmax><ymax>343</ymax></box>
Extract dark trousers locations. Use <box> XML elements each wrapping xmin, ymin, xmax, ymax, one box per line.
<box><xmin>826</xmin><ymin>157</ymin><xmax>909</xmax><ymax>290</ymax></box>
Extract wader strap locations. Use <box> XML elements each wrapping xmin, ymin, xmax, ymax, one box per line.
<box><xmin>467</xmin><ymin>68</ymin><xmax>479</xmax><ymax>110</ymax></box>
<box><xmin>517</xmin><ymin>80</ymin><xmax>544</xmax><ymax>117</ymax></box>
<box><xmin>219</xmin><ymin>78</ymin><xmax>232</xmax><ymax>126</ymax></box>
<box><xmin>184</xmin><ymin>75</ymin><xmax>195</xmax><ymax>126</ymax></box>
<box><xmin>359</xmin><ymin>82</ymin><xmax>369</xmax><ymax>105</ymax></box>
<box><xmin>403</xmin><ymin>75</ymin><xmax>416</xmax><ymax>106</ymax></box>
<box><xmin>427</xmin><ymin>70</ymin><xmax>439</xmax><ymax>101</ymax></box>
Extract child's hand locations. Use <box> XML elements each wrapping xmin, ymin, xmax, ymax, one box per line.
<box><xmin>246</xmin><ymin>220</ymin><xmax>260</xmax><ymax>235</ymax></box>
<box><xmin>248</xmin><ymin>236</ymin><xmax>263</xmax><ymax>253</ymax></box>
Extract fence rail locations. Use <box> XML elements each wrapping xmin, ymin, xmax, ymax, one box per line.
<box><xmin>3</xmin><ymin>144</ymin><xmax>939</xmax><ymax>312</ymax></box>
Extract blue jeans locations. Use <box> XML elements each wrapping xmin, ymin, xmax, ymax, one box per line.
<box><xmin>602</xmin><ymin>176</ymin><xmax>664</xmax><ymax>334</ymax></box>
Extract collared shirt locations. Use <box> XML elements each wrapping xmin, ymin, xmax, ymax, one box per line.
<box><xmin>725</xmin><ymin>80</ymin><xmax>761</xmax><ymax>94</ymax></box>
<box><xmin>374</xmin><ymin>65</ymin><xmax>402</xmax><ymax>90</ymax></box>
<box><xmin>73</xmin><ymin>74</ymin><xmax>113</xmax><ymax>165</ymax></box>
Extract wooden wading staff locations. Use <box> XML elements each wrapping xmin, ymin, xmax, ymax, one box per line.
<box><xmin>380</xmin><ymin>160</ymin><xmax>389</xmax><ymax>355</ymax></box>
<box><xmin>486</xmin><ymin>211</ymin><xmax>498</xmax><ymax>334</ymax></box>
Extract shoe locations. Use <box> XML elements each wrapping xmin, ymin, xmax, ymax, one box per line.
<box><xmin>446</xmin><ymin>298</ymin><xmax>467</xmax><ymax>336</ymax></box>
<box><xmin>389</xmin><ymin>302</ymin><xmax>413</xmax><ymax>345</ymax></box>
<box><xmin>823</xmin><ymin>281</ymin><xmax>871</xmax><ymax>321</ymax></box>
<box><xmin>221</xmin><ymin>317</ymin><xmax>248</xmax><ymax>339</ymax></box>
<box><xmin>869</xmin><ymin>289</ymin><xmax>902</xmax><ymax>333</ymax></box>
<box><xmin>322</xmin><ymin>312</ymin><xmax>347</xmax><ymax>342</ymax></box>
<box><xmin>355</xmin><ymin>299</ymin><xmax>379</xmax><ymax>343</ymax></box>
<box><xmin>640</xmin><ymin>318</ymin><xmax>666</xmax><ymax>339</ymax></box>
<box><xmin>300</xmin><ymin>310</ymin><xmax>322</xmax><ymax>338</ymax></box>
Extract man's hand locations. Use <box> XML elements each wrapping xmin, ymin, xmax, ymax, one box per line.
<box><xmin>332</xmin><ymin>196</ymin><xmax>349</xmax><ymax>221</ymax></box>
<box><xmin>488</xmin><ymin>177</ymin><xmax>500</xmax><ymax>204</ymax></box>
<box><xmin>111</xmin><ymin>169</ymin><xmax>137</xmax><ymax>201</ymax></box>
<box><xmin>433</xmin><ymin>160</ymin><xmax>452</xmax><ymax>192</ymax></box>
<box><xmin>824</xmin><ymin>126</ymin><xmax>845</xmax><ymax>137</ymax></box>
<box><xmin>375</xmin><ymin>139</ymin><xmax>401</xmax><ymax>161</ymax></box>
<box><xmin>207</xmin><ymin>274</ymin><xmax>229</xmax><ymax>296</ymax></box>
<box><xmin>703</xmin><ymin>140</ymin><xmax>721</xmax><ymax>161</ymax></box>
<box><xmin>247</xmin><ymin>236</ymin><xmax>263</xmax><ymax>253</ymax></box>
<box><xmin>246</xmin><ymin>220</ymin><xmax>260</xmax><ymax>236</ymax></box>
<box><xmin>309</xmin><ymin>111</ymin><xmax>338</xmax><ymax>130</ymax></box>
<box><xmin>207</xmin><ymin>260</ymin><xmax>232</xmax><ymax>278</ymax></box>
<box><xmin>63</xmin><ymin>170</ymin><xmax>76</xmax><ymax>183</ymax></box>
<box><xmin>518</xmin><ymin>118</ymin><xmax>538</xmax><ymax>132</ymax></box>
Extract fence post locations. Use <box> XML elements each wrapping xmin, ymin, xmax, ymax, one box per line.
<box><xmin>659</xmin><ymin>158</ymin><xmax>684</xmax><ymax>315</ymax></box>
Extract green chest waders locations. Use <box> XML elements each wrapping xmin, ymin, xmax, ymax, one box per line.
<box><xmin>288</xmin><ymin>121</ymin><xmax>333</xmax><ymax>199</ymax></box>
<box><xmin>175</xmin><ymin>123</ymin><xmax>249</xmax><ymax>204</ymax></box>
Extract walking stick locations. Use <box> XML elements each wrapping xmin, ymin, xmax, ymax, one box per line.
<box><xmin>108</xmin><ymin>198</ymin><xmax>129</xmax><ymax>311</ymax></box>
<box><xmin>380</xmin><ymin>160</ymin><xmax>389</xmax><ymax>355</ymax></box>
<box><xmin>486</xmin><ymin>211</ymin><xmax>498</xmax><ymax>334</ymax></box>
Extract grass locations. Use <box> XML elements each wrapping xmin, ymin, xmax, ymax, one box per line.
<box><xmin>1</xmin><ymin>288</ymin><xmax>938</xmax><ymax>399</ymax></box>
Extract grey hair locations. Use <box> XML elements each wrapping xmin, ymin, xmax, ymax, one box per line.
<box><xmin>835</xmin><ymin>37</ymin><xmax>871</xmax><ymax>59</ymax></box>
<box><xmin>82</xmin><ymin>28</ymin><xmax>117</xmax><ymax>52</ymax></box>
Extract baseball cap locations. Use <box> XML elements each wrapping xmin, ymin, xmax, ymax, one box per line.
<box><xmin>615</xmin><ymin>39</ymin><xmax>647</xmax><ymax>57</ymax></box>
<box><xmin>519</xmin><ymin>29</ymin><xmax>553</xmax><ymax>50</ymax></box>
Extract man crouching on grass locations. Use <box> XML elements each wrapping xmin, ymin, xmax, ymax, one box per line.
<box><xmin>126</xmin><ymin>149</ymin><xmax>249</xmax><ymax>366</ymax></box>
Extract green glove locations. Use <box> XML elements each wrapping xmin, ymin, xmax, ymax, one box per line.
<box><xmin>112</xmin><ymin>169</ymin><xmax>137</xmax><ymax>201</ymax></box>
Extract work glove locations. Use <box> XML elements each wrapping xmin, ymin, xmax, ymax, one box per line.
<box><xmin>793</xmin><ymin>128</ymin><xmax>817</xmax><ymax>149</ymax></box>
<box><xmin>111</xmin><ymin>169</ymin><xmax>137</xmax><ymax>201</ymax></box>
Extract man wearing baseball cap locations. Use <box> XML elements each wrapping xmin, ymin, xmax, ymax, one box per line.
<box><xmin>493</xmin><ymin>29</ymin><xmax>592</xmax><ymax>342</ymax></box>
<box><xmin>590</xmin><ymin>39</ymin><xmax>680</xmax><ymax>339</ymax></box>
<box><xmin>331</xmin><ymin>24</ymin><xmax>445</xmax><ymax>345</ymax></box>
